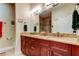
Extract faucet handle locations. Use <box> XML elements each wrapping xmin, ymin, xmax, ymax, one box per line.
<box><xmin>57</xmin><ymin>32</ymin><xmax>60</xmax><ymax>37</ymax></box>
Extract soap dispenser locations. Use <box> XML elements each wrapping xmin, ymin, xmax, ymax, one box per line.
<box><xmin>34</xmin><ymin>26</ymin><xmax>37</xmax><ymax>32</ymax></box>
<box><xmin>24</xmin><ymin>22</ymin><xmax>27</xmax><ymax>32</ymax></box>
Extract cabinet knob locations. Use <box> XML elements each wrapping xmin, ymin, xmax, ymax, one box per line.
<box><xmin>31</xmin><ymin>46</ymin><xmax>35</xmax><ymax>49</ymax></box>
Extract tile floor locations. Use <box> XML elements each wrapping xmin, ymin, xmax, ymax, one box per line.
<box><xmin>0</xmin><ymin>48</ymin><xmax>24</xmax><ymax>56</ymax></box>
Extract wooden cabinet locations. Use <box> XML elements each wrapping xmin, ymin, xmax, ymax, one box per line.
<box><xmin>40</xmin><ymin>40</ymin><xmax>50</xmax><ymax>56</ymax></box>
<box><xmin>21</xmin><ymin>36</ymin><xmax>26</xmax><ymax>55</ymax></box>
<box><xmin>21</xmin><ymin>35</ymin><xmax>79</xmax><ymax>56</ymax></box>
<box><xmin>50</xmin><ymin>41</ymin><xmax>71</xmax><ymax>56</ymax></box>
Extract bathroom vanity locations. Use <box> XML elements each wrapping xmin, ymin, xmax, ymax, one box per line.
<box><xmin>21</xmin><ymin>33</ymin><xmax>79</xmax><ymax>56</ymax></box>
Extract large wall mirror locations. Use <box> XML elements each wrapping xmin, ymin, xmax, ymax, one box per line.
<box><xmin>39</xmin><ymin>3</ymin><xmax>78</xmax><ymax>34</ymax></box>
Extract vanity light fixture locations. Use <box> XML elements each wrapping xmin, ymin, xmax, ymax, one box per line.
<box><xmin>45</xmin><ymin>3</ymin><xmax>59</xmax><ymax>8</ymax></box>
<box><xmin>30</xmin><ymin>6</ymin><xmax>42</xmax><ymax>15</ymax></box>
<box><xmin>46</xmin><ymin>3</ymin><xmax>54</xmax><ymax>6</ymax></box>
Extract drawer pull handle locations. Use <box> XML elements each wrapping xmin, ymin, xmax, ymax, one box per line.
<box><xmin>31</xmin><ymin>46</ymin><xmax>35</xmax><ymax>49</ymax></box>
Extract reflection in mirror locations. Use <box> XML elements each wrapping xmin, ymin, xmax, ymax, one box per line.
<box><xmin>39</xmin><ymin>11</ymin><xmax>52</xmax><ymax>33</ymax></box>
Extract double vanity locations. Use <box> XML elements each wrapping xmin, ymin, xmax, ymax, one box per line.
<box><xmin>21</xmin><ymin>32</ymin><xmax>79</xmax><ymax>56</ymax></box>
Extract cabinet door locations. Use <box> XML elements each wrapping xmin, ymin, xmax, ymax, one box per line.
<box><xmin>40</xmin><ymin>39</ymin><xmax>50</xmax><ymax>56</ymax></box>
<box><xmin>25</xmin><ymin>43</ymin><xmax>30</xmax><ymax>56</ymax></box>
<box><xmin>25</xmin><ymin>37</ymin><xmax>31</xmax><ymax>56</ymax></box>
<box><xmin>30</xmin><ymin>38</ymin><xmax>40</xmax><ymax>56</ymax></box>
<box><xmin>21</xmin><ymin>36</ymin><xmax>26</xmax><ymax>55</ymax></box>
<box><xmin>30</xmin><ymin>45</ymin><xmax>40</xmax><ymax>56</ymax></box>
<box><xmin>50</xmin><ymin>41</ymin><xmax>71</xmax><ymax>56</ymax></box>
<box><xmin>40</xmin><ymin>45</ymin><xmax>50</xmax><ymax>56</ymax></box>
<box><xmin>72</xmin><ymin>45</ymin><xmax>79</xmax><ymax>56</ymax></box>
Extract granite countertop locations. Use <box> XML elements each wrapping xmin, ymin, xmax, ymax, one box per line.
<box><xmin>21</xmin><ymin>32</ymin><xmax>79</xmax><ymax>46</ymax></box>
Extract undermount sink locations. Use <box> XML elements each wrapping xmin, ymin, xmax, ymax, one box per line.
<box><xmin>29</xmin><ymin>33</ymin><xmax>39</xmax><ymax>35</ymax></box>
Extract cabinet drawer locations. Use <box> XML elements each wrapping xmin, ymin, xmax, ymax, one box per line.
<box><xmin>30</xmin><ymin>45</ymin><xmax>40</xmax><ymax>56</ymax></box>
<box><xmin>30</xmin><ymin>38</ymin><xmax>38</xmax><ymax>42</ymax></box>
<box><xmin>53</xmin><ymin>52</ymin><xmax>65</xmax><ymax>56</ymax></box>
<box><xmin>40</xmin><ymin>39</ymin><xmax>50</xmax><ymax>46</ymax></box>
<box><xmin>50</xmin><ymin>41</ymin><xmax>71</xmax><ymax>56</ymax></box>
<box><xmin>30</xmin><ymin>38</ymin><xmax>40</xmax><ymax>45</ymax></box>
<box><xmin>50</xmin><ymin>41</ymin><xmax>70</xmax><ymax>50</ymax></box>
<box><xmin>51</xmin><ymin>47</ymin><xmax>70</xmax><ymax>56</ymax></box>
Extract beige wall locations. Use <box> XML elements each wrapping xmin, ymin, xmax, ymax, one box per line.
<box><xmin>15</xmin><ymin>3</ymin><xmax>31</xmax><ymax>55</ymax></box>
<box><xmin>0</xmin><ymin>4</ymin><xmax>15</xmax><ymax>48</ymax></box>
<box><xmin>30</xmin><ymin>3</ymin><xmax>44</xmax><ymax>33</ymax></box>
<box><xmin>30</xmin><ymin>13</ymin><xmax>39</xmax><ymax>32</ymax></box>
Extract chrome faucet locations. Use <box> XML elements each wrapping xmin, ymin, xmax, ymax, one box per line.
<box><xmin>57</xmin><ymin>32</ymin><xmax>60</xmax><ymax>37</ymax></box>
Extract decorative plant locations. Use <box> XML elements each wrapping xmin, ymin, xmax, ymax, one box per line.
<box><xmin>72</xmin><ymin>4</ymin><xmax>79</xmax><ymax>33</ymax></box>
<box><xmin>72</xmin><ymin>10</ymin><xmax>79</xmax><ymax>30</ymax></box>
